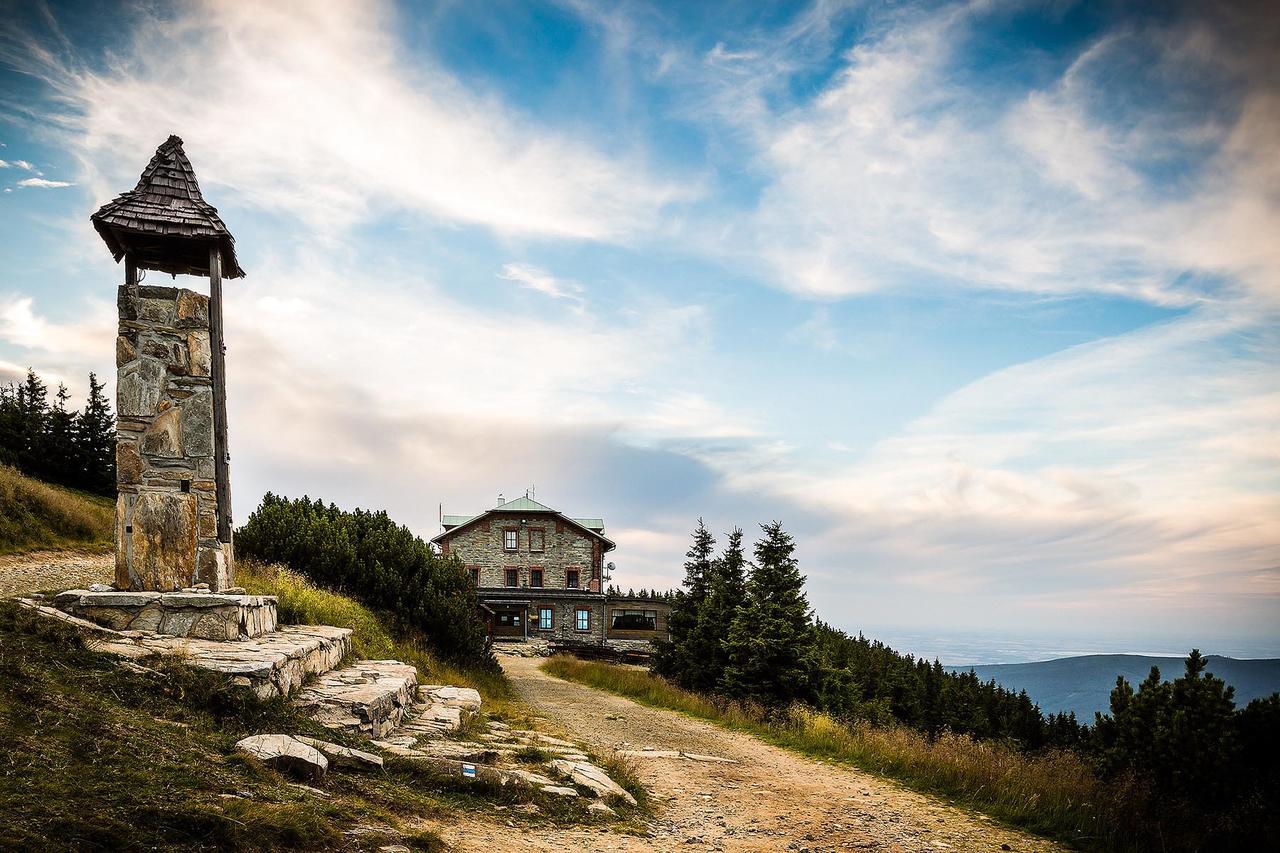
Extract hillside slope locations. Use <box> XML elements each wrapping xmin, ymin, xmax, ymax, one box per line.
<box><xmin>949</xmin><ymin>654</ymin><xmax>1280</xmax><ymax>719</ymax></box>
<box><xmin>0</xmin><ymin>465</ymin><xmax>112</xmax><ymax>555</ymax></box>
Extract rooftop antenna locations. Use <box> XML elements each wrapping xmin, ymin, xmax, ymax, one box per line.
<box><xmin>530</xmin><ymin>484</ymin><xmax>535</xmax><ymax>500</ymax></box>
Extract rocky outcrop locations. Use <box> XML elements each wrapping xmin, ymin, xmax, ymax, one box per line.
<box><xmin>294</xmin><ymin>660</ymin><xmax>418</xmax><ymax>738</ymax></box>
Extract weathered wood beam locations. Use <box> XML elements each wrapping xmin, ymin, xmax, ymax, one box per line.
<box><xmin>208</xmin><ymin>244</ymin><xmax>233</xmax><ymax>545</ymax></box>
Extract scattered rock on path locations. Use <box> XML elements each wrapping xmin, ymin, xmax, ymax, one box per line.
<box><xmin>235</xmin><ymin>734</ymin><xmax>328</xmax><ymax>781</ymax></box>
<box><xmin>295</xmin><ymin>735</ymin><xmax>384</xmax><ymax>771</ymax></box>
<box><xmin>549</xmin><ymin>759</ymin><xmax>637</xmax><ymax>805</ymax></box>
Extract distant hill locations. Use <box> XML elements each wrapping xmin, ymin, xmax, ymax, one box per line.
<box><xmin>947</xmin><ymin>654</ymin><xmax>1280</xmax><ymax>720</ymax></box>
<box><xmin>0</xmin><ymin>465</ymin><xmax>113</xmax><ymax>555</ymax></box>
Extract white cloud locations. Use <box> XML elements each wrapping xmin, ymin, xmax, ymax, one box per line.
<box><xmin>0</xmin><ymin>159</ymin><xmax>37</xmax><ymax>171</ymax></box>
<box><xmin>498</xmin><ymin>263</ymin><xmax>585</xmax><ymax>308</ymax></box>
<box><xmin>686</xmin><ymin>303</ymin><xmax>1280</xmax><ymax>637</ymax></box>
<box><xmin>15</xmin><ymin>177</ymin><xmax>72</xmax><ymax>188</ymax></box>
<box><xmin>14</xmin><ymin>1</ymin><xmax>692</xmax><ymax>241</ymax></box>
<box><xmin>715</xmin><ymin>5</ymin><xmax>1280</xmax><ymax>307</ymax></box>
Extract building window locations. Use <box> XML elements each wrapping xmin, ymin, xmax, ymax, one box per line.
<box><xmin>538</xmin><ymin>607</ymin><xmax>553</xmax><ymax>630</ymax></box>
<box><xmin>529</xmin><ymin>529</ymin><xmax>545</xmax><ymax>551</ymax></box>
<box><xmin>611</xmin><ymin>609</ymin><xmax>658</xmax><ymax>631</ymax></box>
<box><xmin>530</xmin><ymin>568</ymin><xmax>543</xmax><ymax>588</ymax></box>
<box><xmin>504</xmin><ymin>529</ymin><xmax>518</xmax><ymax>551</ymax></box>
<box><xmin>505</xmin><ymin>568</ymin><xmax>518</xmax><ymax>587</ymax></box>
<box><xmin>575</xmin><ymin>608</ymin><xmax>590</xmax><ymax>632</ymax></box>
<box><xmin>496</xmin><ymin>611</ymin><xmax>521</xmax><ymax>628</ymax></box>
<box><xmin>468</xmin><ymin>566</ymin><xmax>480</xmax><ymax>585</ymax></box>
<box><xmin>566</xmin><ymin>569</ymin><xmax>579</xmax><ymax>589</ymax></box>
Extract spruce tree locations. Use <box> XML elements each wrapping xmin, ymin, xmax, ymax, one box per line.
<box><xmin>685</xmin><ymin>527</ymin><xmax>747</xmax><ymax>692</ymax></box>
<box><xmin>651</xmin><ymin>518</ymin><xmax>715</xmax><ymax>685</ymax></box>
<box><xmin>720</xmin><ymin>521</ymin><xmax>816</xmax><ymax>707</ymax></box>
<box><xmin>76</xmin><ymin>372</ymin><xmax>115</xmax><ymax>496</ymax></box>
<box><xmin>17</xmin><ymin>369</ymin><xmax>48</xmax><ymax>477</ymax></box>
<box><xmin>46</xmin><ymin>384</ymin><xmax>78</xmax><ymax>486</ymax></box>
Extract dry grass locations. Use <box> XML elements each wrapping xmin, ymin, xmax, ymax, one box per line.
<box><xmin>543</xmin><ymin>655</ymin><xmax>1151</xmax><ymax>851</ymax></box>
<box><xmin>0</xmin><ymin>465</ymin><xmax>113</xmax><ymax>555</ymax></box>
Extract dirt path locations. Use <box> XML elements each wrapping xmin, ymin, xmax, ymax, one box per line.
<box><xmin>0</xmin><ymin>549</ymin><xmax>112</xmax><ymax>598</ymax></box>
<box><xmin>435</xmin><ymin>655</ymin><xmax>1062</xmax><ymax>853</ymax></box>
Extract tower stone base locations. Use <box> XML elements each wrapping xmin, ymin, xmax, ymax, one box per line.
<box><xmin>115</xmin><ymin>284</ymin><xmax>232</xmax><ymax>591</ymax></box>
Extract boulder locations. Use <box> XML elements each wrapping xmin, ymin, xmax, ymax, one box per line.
<box><xmin>549</xmin><ymin>760</ymin><xmax>637</xmax><ymax>805</ymax></box>
<box><xmin>295</xmin><ymin>736</ymin><xmax>384</xmax><ymax>771</ymax></box>
<box><xmin>588</xmin><ymin>802</ymin><xmax>617</xmax><ymax>817</ymax></box>
<box><xmin>235</xmin><ymin>734</ymin><xmax>328</xmax><ymax>781</ymax></box>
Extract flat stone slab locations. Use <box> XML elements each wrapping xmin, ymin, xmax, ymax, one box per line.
<box><xmin>550</xmin><ymin>759</ymin><xmax>638</xmax><ymax>805</ymax></box>
<box><xmin>235</xmin><ymin>734</ymin><xmax>327</xmax><ymax>781</ymax></box>
<box><xmin>294</xmin><ymin>660</ymin><xmax>418</xmax><ymax>738</ymax></box>
<box><xmin>418</xmin><ymin>684</ymin><xmax>482</xmax><ymax>712</ymax></box>
<box><xmin>295</xmin><ymin>736</ymin><xmax>384</xmax><ymax>771</ymax></box>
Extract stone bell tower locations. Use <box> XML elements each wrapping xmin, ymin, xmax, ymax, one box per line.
<box><xmin>91</xmin><ymin>135</ymin><xmax>244</xmax><ymax>592</ymax></box>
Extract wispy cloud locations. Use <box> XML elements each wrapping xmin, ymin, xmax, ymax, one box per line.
<box><xmin>498</xmin><ymin>263</ymin><xmax>586</xmax><ymax>309</ymax></box>
<box><xmin>15</xmin><ymin>177</ymin><xmax>71</xmax><ymax>188</ymax></box>
<box><xmin>0</xmin><ymin>159</ymin><xmax>37</xmax><ymax>171</ymax></box>
<box><xmin>9</xmin><ymin>1</ymin><xmax>694</xmax><ymax>241</ymax></box>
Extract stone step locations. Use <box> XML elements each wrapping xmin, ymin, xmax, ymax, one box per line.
<box><xmin>96</xmin><ymin>624</ymin><xmax>353</xmax><ymax>698</ymax></box>
<box><xmin>293</xmin><ymin>660</ymin><xmax>418</xmax><ymax>738</ymax></box>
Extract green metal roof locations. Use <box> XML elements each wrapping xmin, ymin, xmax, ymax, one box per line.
<box><xmin>493</xmin><ymin>496</ymin><xmax>556</xmax><ymax>513</ymax></box>
<box><xmin>435</xmin><ymin>494</ymin><xmax>612</xmax><ymax>548</ymax></box>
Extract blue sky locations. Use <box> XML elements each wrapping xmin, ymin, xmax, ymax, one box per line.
<box><xmin>1</xmin><ymin>0</ymin><xmax>1277</xmax><ymax>658</ymax></box>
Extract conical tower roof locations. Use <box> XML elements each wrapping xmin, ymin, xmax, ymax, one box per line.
<box><xmin>91</xmin><ymin>135</ymin><xmax>244</xmax><ymax>278</ymax></box>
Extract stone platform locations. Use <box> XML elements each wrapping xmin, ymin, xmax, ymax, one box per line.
<box><xmin>294</xmin><ymin>660</ymin><xmax>419</xmax><ymax>738</ymax></box>
<box><xmin>52</xmin><ymin>589</ymin><xmax>277</xmax><ymax>640</ymax></box>
<box><xmin>100</xmin><ymin>624</ymin><xmax>353</xmax><ymax>698</ymax></box>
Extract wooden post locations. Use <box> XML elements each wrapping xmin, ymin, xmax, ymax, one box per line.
<box><xmin>208</xmin><ymin>244</ymin><xmax>232</xmax><ymax>546</ymax></box>
<box><xmin>125</xmin><ymin>255</ymin><xmax>137</xmax><ymax>288</ymax></box>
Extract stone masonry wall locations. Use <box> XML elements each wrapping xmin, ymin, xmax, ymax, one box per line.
<box><xmin>442</xmin><ymin>512</ymin><xmax>601</xmax><ymax>591</ymax></box>
<box><xmin>115</xmin><ymin>284</ymin><xmax>231</xmax><ymax>591</ymax></box>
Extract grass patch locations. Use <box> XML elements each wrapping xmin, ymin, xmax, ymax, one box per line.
<box><xmin>0</xmin><ymin>600</ymin><xmax>636</xmax><ymax>850</ymax></box>
<box><xmin>238</xmin><ymin>560</ymin><xmax>517</xmax><ymax>714</ymax></box>
<box><xmin>0</xmin><ymin>599</ymin><xmax>441</xmax><ymax>851</ymax></box>
<box><xmin>513</xmin><ymin>745</ymin><xmax>552</xmax><ymax>765</ymax></box>
<box><xmin>542</xmin><ymin>655</ymin><xmax>1154</xmax><ymax>851</ymax></box>
<box><xmin>0</xmin><ymin>465</ymin><xmax>112</xmax><ymax>555</ymax></box>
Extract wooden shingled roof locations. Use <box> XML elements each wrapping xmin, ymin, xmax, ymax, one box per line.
<box><xmin>90</xmin><ymin>135</ymin><xmax>244</xmax><ymax>279</ymax></box>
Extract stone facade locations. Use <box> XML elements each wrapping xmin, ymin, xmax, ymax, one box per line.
<box><xmin>115</xmin><ymin>284</ymin><xmax>231</xmax><ymax>591</ymax></box>
<box><xmin>434</xmin><ymin>501</ymin><xmax>613</xmax><ymax>647</ymax></box>
<box><xmin>441</xmin><ymin>511</ymin><xmax>604</xmax><ymax>592</ymax></box>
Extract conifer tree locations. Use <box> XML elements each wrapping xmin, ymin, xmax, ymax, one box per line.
<box><xmin>651</xmin><ymin>518</ymin><xmax>715</xmax><ymax>685</ymax></box>
<box><xmin>76</xmin><ymin>372</ymin><xmax>115</xmax><ymax>495</ymax></box>
<box><xmin>720</xmin><ymin>521</ymin><xmax>816</xmax><ymax>707</ymax></box>
<box><xmin>684</xmin><ymin>527</ymin><xmax>747</xmax><ymax>692</ymax></box>
<box><xmin>46</xmin><ymin>384</ymin><xmax>77</xmax><ymax>485</ymax></box>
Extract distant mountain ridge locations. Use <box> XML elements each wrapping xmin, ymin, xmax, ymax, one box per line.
<box><xmin>946</xmin><ymin>654</ymin><xmax>1280</xmax><ymax>720</ymax></box>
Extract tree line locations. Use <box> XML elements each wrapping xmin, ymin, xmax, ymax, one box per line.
<box><xmin>0</xmin><ymin>369</ymin><xmax>115</xmax><ymax>496</ymax></box>
<box><xmin>604</xmin><ymin>585</ymin><xmax>675</xmax><ymax>603</ymax></box>
<box><xmin>235</xmin><ymin>493</ymin><xmax>496</xmax><ymax>671</ymax></box>
<box><xmin>654</xmin><ymin>518</ymin><xmax>1279</xmax><ymax>847</ymax></box>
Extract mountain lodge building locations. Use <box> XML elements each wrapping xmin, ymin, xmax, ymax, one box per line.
<box><xmin>430</xmin><ymin>495</ymin><xmax>669</xmax><ymax>653</ymax></box>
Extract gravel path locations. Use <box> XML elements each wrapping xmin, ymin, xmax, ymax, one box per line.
<box><xmin>0</xmin><ymin>549</ymin><xmax>113</xmax><ymax>598</ymax></box>
<box><xmin>436</xmin><ymin>655</ymin><xmax>1063</xmax><ymax>853</ymax></box>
